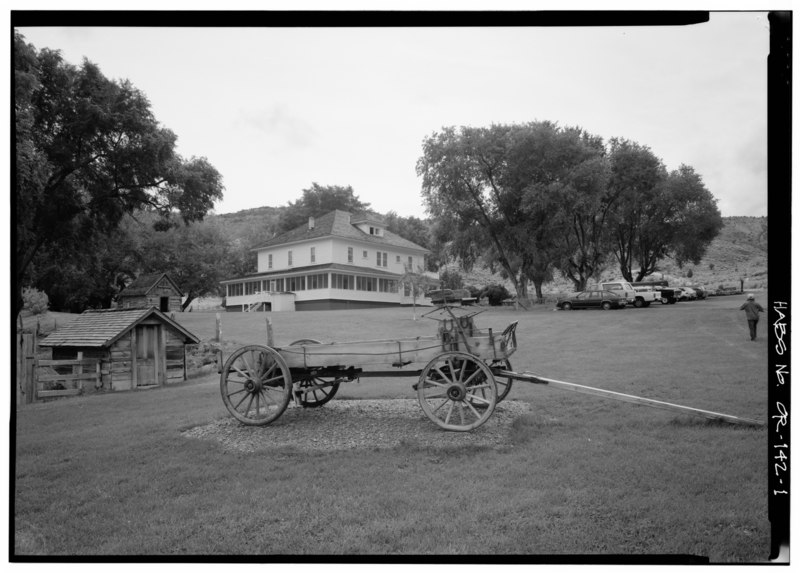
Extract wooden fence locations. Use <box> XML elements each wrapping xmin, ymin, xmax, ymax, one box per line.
<box><xmin>16</xmin><ymin>333</ymin><xmax>102</xmax><ymax>405</ymax></box>
<box><xmin>16</xmin><ymin>332</ymin><xmax>36</xmax><ymax>406</ymax></box>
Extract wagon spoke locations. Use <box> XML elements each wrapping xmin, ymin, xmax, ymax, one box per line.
<box><xmin>423</xmin><ymin>391</ymin><xmax>449</xmax><ymax>400</ymax></box>
<box><xmin>462</xmin><ymin>368</ymin><xmax>483</xmax><ymax>386</ymax></box>
<box><xmin>443</xmin><ymin>400</ymin><xmax>456</xmax><ymax>425</ymax></box>
<box><xmin>243</xmin><ymin>393</ymin><xmax>255</xmax><ymax>416</ymax></box>
<box><xmin>464</xmin><ymin>399</ymin><xmax>483</xmax><ymax>419</ymax></box>
<box><xmin>457</xmin><ymin>360</ymin><xmax>467</xmax><ymax>384</ymax></box>
<box><xmin>232</xmin><ymin>390</ymin><xmax>250</xmax><ymax>410</ymax></box>
<box><xmin>431</xmin><ymin>366</ymin><xmax>453</xmax><ymax>384</ymax></box>
<box><xmin>258</xmin><ymin>362</ymin><xmax>278</xmax><ymax>384</ymax></box>
<box><xmin>467</xmin><ymin>393</ymin><xmax>492</xmax><ymax>406</ymax></box>
<box><xmin>430</xmin><ymin>397</ymin><xmax>449</xmax><ymax>413</ymax></box>
<box><xmin>231</xmin><ymin>365</ymin><xmax>250</xmax><ymax>380</ymax></box>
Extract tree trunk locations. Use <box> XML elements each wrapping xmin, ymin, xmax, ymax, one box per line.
<box><xmin>532</xmin><ymin>281</ymin><xmax>545</xmax><ymax>303</ymax></box>
<box><xmin>181</xmin><ymin>292</ymin><xmax>197</xmax><ymax>311</ymax></box>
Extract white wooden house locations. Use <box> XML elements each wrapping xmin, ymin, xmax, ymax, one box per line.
<box><xmin>221</xmin><ymin>210</ymin><xmax>434</xmax><ymax>311</ymax></box>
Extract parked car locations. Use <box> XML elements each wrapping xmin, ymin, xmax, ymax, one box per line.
<box><xmin>656</xmin><ymin>286</ymin><xmax>679</xmax><ymax>304</ymax></box>
<box><xmin>556</xmin><ymin>290</ymin><xmax>627</xmax><ymax>310</ymax></box>
<box><xmin>679</xmin><ymin>287</ymin><xmax>697</xmax><ymax>301</ymax></box>
<box><xmin>687</xmin><ymin>286</ymin><xmax>708</xmax><ymax>299</ymax></box>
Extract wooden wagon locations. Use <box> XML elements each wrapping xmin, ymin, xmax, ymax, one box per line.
<box><xmin>220</xmin><ymin>306</ymin><xmax>518</xmax><ymax>431</ymax></box>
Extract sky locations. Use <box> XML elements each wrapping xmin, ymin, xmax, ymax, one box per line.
<box><xmin>15</xmin><ymin>11</ymin><xmax>771</xmax><ymax>219</ymax></box>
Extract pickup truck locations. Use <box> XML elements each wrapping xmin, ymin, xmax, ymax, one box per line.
<box><xmin>600</xmin><ymin>281</ymin><xmax>659</xmax><ymax>308</ymax></box>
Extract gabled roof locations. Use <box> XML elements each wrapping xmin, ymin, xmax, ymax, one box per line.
<box><xmin>120</xmin><ymin>273</ymin><xmax>183</xmax><ymax>297</ymax></box>
<box><xmin>252</xmin><ymin>210</ymin><xmax>429</xmax><ymax>253</ymax></box>
<box><xmin>39</xmin><ymin>307</ymin><xmax>200</xmax><ymax>348</ymax></box>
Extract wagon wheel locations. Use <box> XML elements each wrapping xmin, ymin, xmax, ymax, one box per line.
<box><xmin>289</xmin><ymin>339</ymin><xmax>341</xmax><ymax>408</ymax></box>
<box><xmin>417</xmin><ymin>351</ymin><xmax>497</xmax><ymax>432</ymax></box>
<box><xmin>220</xmin><ymin>345</ymin><xmax>292</xmax><ymax>426</ymax></box>
<box><xmin>468</xmin><ymin>358</ymin><xmax>513</xmax><ymax>408</ymax></box>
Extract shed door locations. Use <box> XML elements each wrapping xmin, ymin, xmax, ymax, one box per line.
<box><xmin>136</xmin><ymin>325</ymin><xmax>160</xmax><ymax>386</ymax></box>
<box><xmin>160</xmin><ymin>297</ymin><xmax>170</xmax><ymax>312</ymax></box>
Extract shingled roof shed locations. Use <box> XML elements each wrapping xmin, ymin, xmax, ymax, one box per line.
<box><xmin>39</xmin><ymin>308</ymin><xmax>200</xmax><ymax>391</ymax></box>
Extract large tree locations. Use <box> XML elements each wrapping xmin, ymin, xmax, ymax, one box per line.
<box><xmin>546</xmin><ymin>131</ymin><xmax>614</xmax><ymax>291</ymax></box>
<box><xmin>417</xmin><ymin>124</ymin><xmax>537</xmax><ymax>305</ymax></box>
<box><xmin>606</xmin><ymin>139</ymin><xmax>723</xmax><ymax>281</ymax></box>
<box><xmin>14</xmin><ymin>31</ymin><xmax>223</xmax><ymax>314</ymax></box>
<box><xmin>135</xmin><ymin>216</ymin><xmax>235</xmax><ymax>310</ymax></box>
<box><xmin>605</xmin><ymin>138</ymin><xmax>668</xmax><ymax>282</ymax></box>
<box><xmin>277</xmin><ymin>183</ymin><xmax>370</xmax><ymax>233</ymax></box>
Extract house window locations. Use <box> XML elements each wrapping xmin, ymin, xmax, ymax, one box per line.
<box><xmin>408</xmin><ymin>256</ymin><xmax>413</xmax><ymax>268</ymax></box>
<box><xmin>288</xmin><ymin>250</ymin><xmax>293</xmax><ymax>266</ymax></box>
<box><xmin>275</xmin><ymin>278</ymin><xmax>284</xmax><ymax>292</ymax></box>
<box><xmin>307</xmin><ymin>273</ymin><xmax>329</xmax><ymax>290</ymax></box>
<box><xmin>376</xmin><ymin>252</ymin><xmax>389</xmax><ymax>267</ymax></box>
<box><xmin>310</xmin><ymin>247</ymin><xmax>316</xmax><ymax>263</ymax></box>
<box><xmin>347</xmin><ymin>247</ymin><xmax>353</xmax><ymax>263</ymax></box>
<box><xmin>268</xmin><ymin>254</ymin><xmax>273</xmax><ymax>269</ymax></box>
<box><xmin>356</xmin><ymin>276</ymin><xmax>377</xmax><ymax>292</ymax></box>
<box><xmin>245</xmin><ymin>281</ymin><xmax>260</xmax><ymax>295</ymax></box>
<box><xmin>286</xmin><ymin>276</ymin><xmax>305</xmax><ymax>291</ymax></box>
<box><xmin>228</xmin><ymin>283</ymin><xmax>243</xmax><ymax>297</ymax></box>
<box><xmin>363</xmin><ymin>250</ymin><xmax>368</xmax><ymax>259</ymax></box>
<box><xmin>332</xmin><ymin>273</ymin><xmax>354</xmax><ymax>290</ymax></box>
<box><xmin>396</xmin><ymin>255</ymin><xmax>401</xmax><ymax>263</ymax></box>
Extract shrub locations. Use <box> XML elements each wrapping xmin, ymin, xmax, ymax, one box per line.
<box><xmin>22</xmin><ymin>287</ymin><xmax>49</xmax><ymax>315</ymax></box>
<box><xmin>467</xmin><ymin>285</ymin><xmax>482</xmax><ymax>299</ymax></box>
<box><xmin>480</xmin><ymin>284</ymin><xmax>511</xmax><ymax>306</ymax></box>
<box><xmin>439</xmin><ymin>269</ymin><xmax>463</xmax><ymax>290</ymax></box>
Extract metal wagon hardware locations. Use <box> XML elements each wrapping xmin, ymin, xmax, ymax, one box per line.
<box><xmin>220</xmin><ymin>306</ymin><xmax>518</xmax><ymax>431</ymax></box>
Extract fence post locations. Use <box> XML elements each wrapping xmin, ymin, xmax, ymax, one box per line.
<box><xmin>74</xmin><ymin>351</ymin><xmax>84</xmax><ymax>394</ymax></box>
<box><xmin>216</xmin><ymin>313</ymin><xmax>223</xmax><ymax>374</ymax></box>
<box><xmin>17</xmin><ymin>332</ymin><xmax>37</xmax><ymax>405</ymax></box>
<box><xmin>266</xmin><ymin>318</ymin><xmax>274</xmax><ymax>347</ymax></box>
<box><xmin>16</xmin><ymin>334</ymin><xmax>23</xmax><ymax>407</ymax></box>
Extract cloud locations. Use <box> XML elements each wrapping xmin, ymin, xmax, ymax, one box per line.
<box><xmin>232</xmin><ymin>104</ymin><xmax>317</xmax><ymax>149</ymax></box>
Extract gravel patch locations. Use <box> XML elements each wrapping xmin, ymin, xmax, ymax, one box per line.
<box><xmin>183</xmin><ymin>399</ymin><xmax>532</xmax><ymax>453</ymax></box>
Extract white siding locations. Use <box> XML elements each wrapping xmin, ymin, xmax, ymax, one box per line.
<box><xmin>256</xmin><ymin>237</ymin><xmax>425</xmax><ymax>275</ymax></box>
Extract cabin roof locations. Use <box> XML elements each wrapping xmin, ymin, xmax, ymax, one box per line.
<box><xmin>38</xmin><ymin>307</ymin><xmax>200</xmax><ymax>348</ymax></box>
<box><xmin>120</xmin><ymin>273</ymin><xmax>183</xmax><ymax>297</ymax></box>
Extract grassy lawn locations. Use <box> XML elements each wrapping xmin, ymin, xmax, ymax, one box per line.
<box><xmin>13</xmin><ymin>298</ymin><xmax>771</xmax><ymax>560</ymax></box>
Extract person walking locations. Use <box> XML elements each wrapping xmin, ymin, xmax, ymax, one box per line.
<box><xmin>739</xmin><ymin>293</ymin><xmax>765</xmax><ymax>341</ymax></box>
